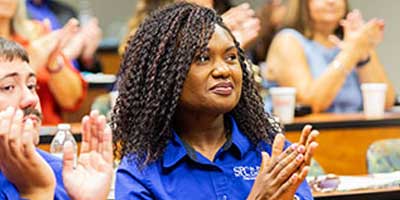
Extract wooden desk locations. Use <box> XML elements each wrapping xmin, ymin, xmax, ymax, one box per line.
<box><xmin>314</xmin><ymin>187</ymin><xmax>400</xmax><ymax>200</ymax></box>
<box><xmin>284</xmin><ymin>112</ymin><xmax>400</xmax><ymax>175</ymax></box>
<box><xmin>98</xmin><ymin>48</ymin><xmax>120</xmax><ymax>75</ymax></box>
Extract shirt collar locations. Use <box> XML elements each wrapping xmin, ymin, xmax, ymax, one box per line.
<box><xmin>162</xmin><ymin>116</ymin><xmax>252</xmax><ymax>168</ymax></box>
<box><xmin>162</xmin><ymin>130</ymin><xmax>189</xmax><ymax>168</ymax></box>
<box><xmin>229</xmin><ymin>116</ymin><xmax>251</xmax><ymax>158</ymax></box>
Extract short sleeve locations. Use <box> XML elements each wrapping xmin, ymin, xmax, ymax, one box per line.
<box><xmin>115</xmin><ymin>158</ymin><xmax>154</xmax><ymax>200</ymax></box>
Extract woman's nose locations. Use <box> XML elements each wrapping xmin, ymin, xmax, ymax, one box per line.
<box><xmin>212</xmin><ymin>63</ymin><xmax>231</xmax><ymax>79</ymax></box>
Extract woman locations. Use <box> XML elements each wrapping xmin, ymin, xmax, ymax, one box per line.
<box><xmin>0</xmin><ymin>0</ymin><xmax>86</xmax><ymax>124</ymax></box>
<box><xmin>265</xmin><ymin>0</ymin><xmax>395</xmax><ymax>113</ymax></box>
<box><xmin>248</xmin><ymin>0</ymin><xmax>287</xmax><ymax>65</ymax></box>
<box><xmin>113</xmin><ymin>3</ymin><xmax>318</xmax><ymax>199</ymax></box>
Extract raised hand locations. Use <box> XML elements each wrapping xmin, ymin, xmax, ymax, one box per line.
<box><xmin>81</xmin><ymin>18</ymin><xmax>102</xmax><ymax>63</ymax></box>
<box><xmin>28</xmin><ymin>18</ymin><xmax>79</xmax><ymax>71</ymax></box>
<box><xmin>247</xmin><ymin>134</ymin><xmax>308</xmax><ymax>200</ymax></box>
<box><xmin>330</xmin><ymin>10</ymin><xmax>384</xmax><ymax>61</ymax></box>
<box><xmin>221</xmin><ymin>3</ymin><xmax>260</xmax><ymax>48</ymax></box>
<box><xmin>0</xmin><ymin>107</ymin><xmax>55</xmax><ymax>199</ymax></box>
<box><xmin>62</xmin><ymin>110</ymin><xmax>113</xmax><ymax>200</ymax></box>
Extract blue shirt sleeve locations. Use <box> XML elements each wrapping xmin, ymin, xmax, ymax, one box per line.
<box><xmin>115</xmin><ymin>158</ymin><xmax>154</xmax><ymax>199</ymax></box>
<box><xmin>37</xmin><ymin>150</ymin><xmax>70</xmax><ymax>200</ymax></box>
<box><xmin>296</xmin><ymin>179</ymin><xmax>314</xmax><ymax>200</ymax></box>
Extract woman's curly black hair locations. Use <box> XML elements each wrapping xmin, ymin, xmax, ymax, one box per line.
<box><xmin>112</xmin><ymin>2</ymin><xmax>281</xmax><ymax>166</ymax></box>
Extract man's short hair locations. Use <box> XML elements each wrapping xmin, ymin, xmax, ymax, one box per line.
<box><xmin>0</xmin><ymin>37</ymin><xmax>29</xmax><ymax>63</ymax></box>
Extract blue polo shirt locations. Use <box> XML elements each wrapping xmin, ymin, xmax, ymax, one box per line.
<box><xmin>0</xmin><ymin>149</ymin><xmax>70</xmax><ymax>200</ymax></box>
<box><xmin>115</xmin><ymin>117</ymin><xmax>313</xmax><ymax>199</ymax></box>
<box><xmin>26</xmin><ymin>0</ymin><xmax>62</xmax><ymax>30</ymax></box>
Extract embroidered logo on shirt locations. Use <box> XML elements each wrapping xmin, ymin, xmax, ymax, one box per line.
<box><xmin>233</xmin><ymin>166</ymin><xmax>260</xmax><ymax>180</ymax></box>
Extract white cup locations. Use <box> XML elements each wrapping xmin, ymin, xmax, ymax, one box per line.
<box><xmin>270</xmin><ymin>87</ymin><xmax>296</xmax><ymax>124</ymax></box>
<box><xmin>361</xmin><ymin>83</ymin><xmax>387</xmax><ymax>119</ymax></box>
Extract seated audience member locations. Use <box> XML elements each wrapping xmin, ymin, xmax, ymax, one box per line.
<box><xmin>119</xmin><ymin>0</ymin><xmax>260</xmax><ymax>54</ymax></box>
<box><xmin>26</xmin><ymin>0</ymin><xmax>103</xmax><ymax>73</ymax></box>
<box><xmin>265</xmin><ymin>0</ymin><xmax>395</xmax><ymax>113</ymax></box>
<box><xmin>247</xmin><ymin>0</ymin><xmax>287</xmax><ymax>65</ymax></box>
<box><xmin>0</xmin><ymin>38</ymin><xmax>113</xmax><ymax>199</ymax></box>
<box><xmin>112</xmin><ymin>3</ymin><xmax>318</xmax><ymax>199</ymax></box>
<box><xmin>0</xmin><ymin>0</ymin><xmax>87</xmax><ymax>124</ymax></box>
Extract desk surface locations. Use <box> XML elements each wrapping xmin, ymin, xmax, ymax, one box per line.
<box><xmin>285</xmin><ymin>112</ymin><xmax>400</xmax><ymax>131</ymax></box>
<box><xmin>314</xmin><ymin>187</ymin><xmax>400</xmax><ymax>200</ymax></box>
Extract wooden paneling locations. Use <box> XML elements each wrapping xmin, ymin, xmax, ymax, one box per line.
<box><xmin>98</xmin><ymin>51</ymin><xmax>121</xmax><ymax>75</ymax></box>
<box><xmin>284</xmin><ymin>113</ymin><xmax>400</xmax><ymax>175</ymax></box>
<box><xmin>286</xmin><ymin>126</ymin><xmax>400</xmax><ymax>175</ymax></box>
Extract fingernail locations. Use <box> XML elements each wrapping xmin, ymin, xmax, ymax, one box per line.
<box><xmin>6</xmin><ymin>106</ymin><xmax>14</xmax><ymax>114</ymax></box>
<box><xmin>25</xmin><ymin>118</ymin><xmax>33</xmax><ymax>128</ymax></box>
<box><xmin>296</xmin><ymin>154</ymin><xmax>303</xmax><ymax>161</ymax></box>
<box><xmin>298</xmin><ymin>145</ymin><xmax>305</xmax><ymax>153</ymax></box>
<box><xmin>291</xmin><ymin>143</ymin><xmax>298</xmax><ymax>150</ymax></box>
<box><xmin>15</xmin><ymin>110</ymin><xmax>23</xmax><ymax>118</ymax></box>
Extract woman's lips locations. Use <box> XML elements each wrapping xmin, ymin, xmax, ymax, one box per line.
<box><xmin>210</xmin><ymin>82</ymin><xmax>234</xmax><ymax>95</ymax></box>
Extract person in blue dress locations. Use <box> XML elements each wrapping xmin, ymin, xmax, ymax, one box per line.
<box><xmin>0</xmin><ymin>37</ymin><xmax>113</xmax><ymax>200</ymax></box>
<box><xmin>265</xmin><ymin>0</ymin><xmax>395</xmax><ymax>113</ymax></box>
<box><xmin>112</xmin><ymin>3</ymin><xmax>318</xmax><ymax>199</ymax></box>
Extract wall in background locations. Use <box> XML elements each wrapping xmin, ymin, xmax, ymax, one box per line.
<box><xmin>59</xmin><ymin>0</ymin><xmax>399</xmax><ymax>93</ymax></box>
<box><xmin>349</xmin><ymin>0</ymin><xmax>400</xmax><ymax>94</ymax></box>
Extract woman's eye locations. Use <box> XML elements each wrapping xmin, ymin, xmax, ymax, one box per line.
<box><xmin>226</xmin><ymin>54</ymin><xmax>237</xmax><ymax>61</ymax></box>
<box><xmin>197</xmin><ymin>55</ymin><xmax>210</xmax><ymax>64</ymax></box>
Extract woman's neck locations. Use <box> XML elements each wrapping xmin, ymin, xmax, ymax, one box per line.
<box><xmin>0</xmin><ymin>19</ymin><xmax>11</xmax><ymax>39</ymax></box>
<box><xmin>173</xmin><ymin>110</ymin><xmax>227</xmax><ymax>160</ymax></box>
<box><xmin>311</xmin><ymin>22</ymin><xmax>339</xmax><ymax>48</ymax></box>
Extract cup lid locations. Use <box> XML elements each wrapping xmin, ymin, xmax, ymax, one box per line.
<box><xmin>57</xmin><ymin>123</ymin><xmax>71</xmax><ymax>130</ymax></box>
<box><xmin>270</xmin><ymin>87</ymin><xmax>296</xmax><ymax>95</ymax></box>
<box><xmin>361</xmin><ymin>83</ymin><xmax>387</xmax><ymax>91</ymax></box>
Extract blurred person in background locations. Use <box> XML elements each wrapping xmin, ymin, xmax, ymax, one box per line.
<box><xmin>265</xmin><ymin>0</ymin><xmax>395</xmax><ymax>113</ymax></box>
<box><xmin>247</xmin><ymin>0</ymin><xmax>288</xmax><ymax>65</ymax></box>
<box><xmin>26</xmin><ymin>0</ymin><xmax>103</xmax><ymax>73</ymax></box>
<box><xmin>0</xmin><ymin>37</ymin><xmax>113</xmax><ymax>200</ymax></box>
<box><xmin>0</xmin><ymin>0</ymin><xmax>87</xmax><ymax>124</ymax></box>
<box><xmin>119</xmin><ymin>0</ymin><xmax>260</xmax><ymax>55</ymax></box>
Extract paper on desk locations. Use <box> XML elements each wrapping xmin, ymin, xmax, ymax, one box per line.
<box><xmin>337</xmin><ymin>171</ymin><xmax>400</xmax><ymax>191</ymax></box>
<box><xmin>82</xmin><ymin>73</ymin><xmax>116</xmax><ymax>84</ymax></box>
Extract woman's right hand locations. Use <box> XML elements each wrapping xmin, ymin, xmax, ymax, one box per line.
<box><xmin>247</xmin><ymin>134</ymin><xmax>308</xmax><ymax>200</ymax></box>
<box><xmin>28</xmin><ymin>19</ymin><xmax>79</xmax><ymax>71</ymax></box>
<box><xmin>221</xmin><ymin>3</ymin><xmax>260</xmax><ymax>49</ymax></box>
<box><xmin>339</xmin><ymin>10</ymin><xmax>384</xmax><ymax>61</ymax></box>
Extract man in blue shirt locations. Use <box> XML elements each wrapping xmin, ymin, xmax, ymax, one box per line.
<box><xmin>0</xmin><ymin>37</ymin><xmax>113</xmax><ymax>199</ymax></box>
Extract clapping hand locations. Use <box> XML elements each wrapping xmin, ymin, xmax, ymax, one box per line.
<box><xmin>62</xmin><ymin>110</ymin><xmax>113</xmax><ymax>200</ymax></box>
<box><xmin>329</xmin><ymin>10</ymin><xmax>384</xmax><ymax>61</ymax></box>
<box><xmin>221</xmin><ymin>3</ymin><xmax>260</xmax><ymax>49</ymax></box>
<box><xmin>28</xmin><ymin>18</ymin><xmax>79</xmax><ymax>71</ymax></box>
<box><xmin>247</xmin><ymin>125</ymin><xmax>318</xmax><ymax>200</ymax></box>
<box><xmin>0</xmin><ymin>107</ymin><xmax>55</xmax><ymax>199</ymax></box>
